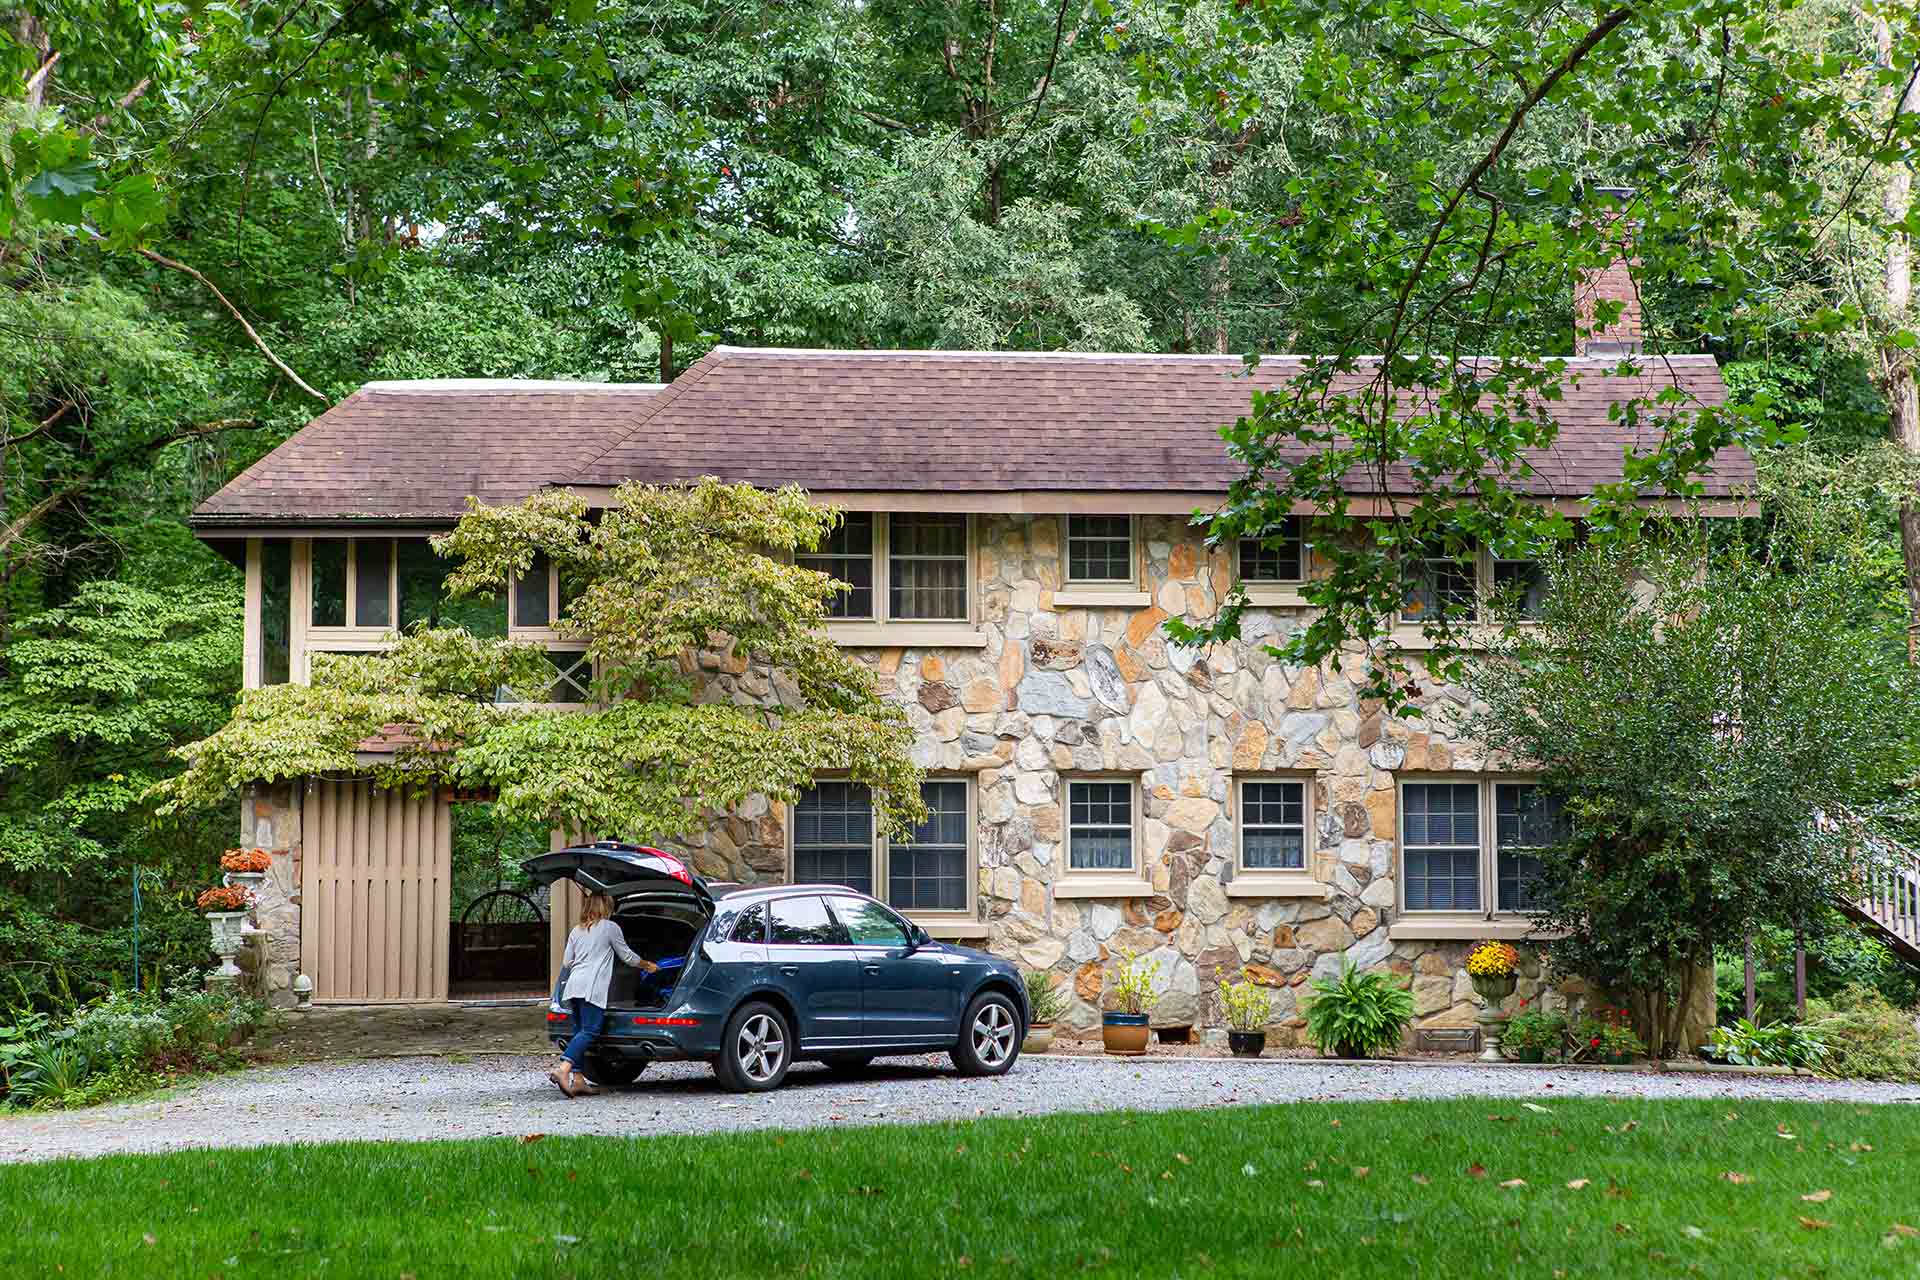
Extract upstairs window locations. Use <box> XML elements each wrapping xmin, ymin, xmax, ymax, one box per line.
<box><xmin>798</xmin><ymin>513</ymin><xmax>876</xmax><ymax>620</ymax></box>
<box><xmin>1066</xmin><ymin>515</ymin><xmax>1134</xmax><ymax>584</ymax></box>
<box><xmin>1398</xmin><ymin>538</ymin><xmax>1549</xmax><ymax>625</ymax></box>
<box><xmin>1238</xmin><ymin>517</ymin><xmax>1306</xmax><ymax>584</ymax></box>
<box><xmin>310</xmin><ymin>538</ymin><xmax>395</xmax><ymax>630</ymax></box>
<box><xmin>888</xmin><ymin>514</ymin><xmax>968</xmax><ymax>621</ymax></box>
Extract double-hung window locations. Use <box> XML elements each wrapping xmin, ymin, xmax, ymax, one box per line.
<box><xmin>796</xmin><ymin>513</ymin><xmax>972</xmax><ymax>627</ymax></box>
<box><xmin>1399</xmin><ymin>779</ymin><xmax>1566</xmax><ymax>918</ymax></box>
<box><xmin>1065</xmin><ymin>780</ymin><xmax>1135</xmax><ymax>872</ymax></box>
<box><xmin>507</xmin><ymin>550</ymin><xmax>590</xmax><ymax>704</ymax></box>
<box><xmin>792</xmin><ymin>779</ymin><xmax>976</xmax><ymax>920</ymax></box>
<box><xmin>1238</xmin><ymin>779</ymin><xmax>1308</xmax><ymax>872</ymax></box>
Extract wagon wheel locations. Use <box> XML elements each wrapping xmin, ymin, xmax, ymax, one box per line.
<box><xmin>454</xmin><ymin>890</ymin><xmax>547</xmax><ymax>982</ymax></box>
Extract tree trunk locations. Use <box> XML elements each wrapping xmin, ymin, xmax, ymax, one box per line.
<box><xmin>1877</xmin><ymin>15</ymin><xmax>1920</xmax><ymax>662</ymax></box>
<box><xmin>19</xmin><ymin>13</ymin><xmax>51</xmax><ymax>111</ymax></box>
<box><xmin>659</xmin><ymin>328</ymin><xmax>674</xmax><ymax>384</ymax></box>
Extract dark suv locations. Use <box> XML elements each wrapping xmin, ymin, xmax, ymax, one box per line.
<box><xmin>525</xmin><ymin>842</ymin><xmax>1028</xmax><ymax>1092</ymax></box>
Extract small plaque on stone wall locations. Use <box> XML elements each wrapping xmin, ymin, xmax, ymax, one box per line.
<box><xmin>1416</xmin><ymin>1027</ymin><xmax>1480</xmax><ymax>1055</ymax></box>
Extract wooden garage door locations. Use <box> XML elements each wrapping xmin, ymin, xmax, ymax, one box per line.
<box><xmin>301</xmin><ymin>780</ymin><xmax>452</xmax><ymax>1003</ymax></box>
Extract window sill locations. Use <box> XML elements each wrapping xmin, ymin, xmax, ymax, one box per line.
<box><xmin>825</xmin><ymin>622</ymin><xmax>988</xmax><ymax>648</ymax></box>
<box><xmin>1052</xmin><ymin>589</ymin><xmax>1153</xmax><ymax>608</ymax></box>
<box><xmin>1387</xmin><ymin>917</ymin><xmax>1544</xmax><ymax>941</ymax></box>
<box><xmin>1242</xmin><ymin>586</ymin><xmax>1312</xmax><ymax>608</ymax></box>
<box><xmin>915</xmin><ymin>918</ymin><xmax>990</xmax><ymax>940</ymax></box>
<box><xmin>1225</xmin><ymin>876</ymin><xmax>1329</xmax><ymax>899</ymax></box>
<box><xmin>1053</xmin><ymin>877</ymin><xmax>1155</xmax><ymax>899</ymax></box>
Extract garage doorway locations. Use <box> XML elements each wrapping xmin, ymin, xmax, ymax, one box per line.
<box><xmin>448</xmin><ymin>800</ymin><xmax>555</xmax><ymax>1002</ymax></box>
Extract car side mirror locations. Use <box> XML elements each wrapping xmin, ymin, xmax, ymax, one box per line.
<box><xmin>908</xmin><ymin>926</ymin><xmax>931</xmax><ymax>951</ymax></box>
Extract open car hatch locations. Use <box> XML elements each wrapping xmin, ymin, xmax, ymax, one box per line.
<box><xmin>522</xmin><ymin>841</ymin><xmax>716</xmax><ymax>914</ymax></box>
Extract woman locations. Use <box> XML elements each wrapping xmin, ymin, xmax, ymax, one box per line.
<box><xmin>550</xmin><ymin>892</ymin><xmax>656</xmax><ymax>1097</ymax></box>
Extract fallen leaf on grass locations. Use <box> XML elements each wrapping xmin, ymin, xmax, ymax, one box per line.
<box><xmin>142</xmin><ymin>1235</ymin><xmax>156</xmax><ymax>1247</ymax></box>
<box><xmin>1799</xmin><ymin>1217</ymin><xmax>1832</xmax><ymax>1231</ymax></box>
<box><xmin>1329</xmin><ymin>1119</ymin><xmax>1341</xmax><ymax>1128</ymax></box>
<box><xmin>1802</xmin><ymin>1190</ymin><xmax>1833</xmax><ymax>1204</ymax></box>
<box><xmin>1242</xmin><ymin>1163</ymin><xmax>1258</xmax><ymax>1177</ymax></box>
<box><xmin>1521</xmin><ymin>1103</ymin><xmax>1552</xmax><ymax>1114</ymax></box>
<box><xmin>1467</xmin><ymin>1163</ymin><xmax>1487</xmax><ymax>1178</ymax></box>
<box><xmin>1565</xmin><ymin>1179</ymin><xmax>1590</xmax><ymax>1190</ymax></box>
<box><xmin>1410</xmin><ymin>1174</ymin><xmax>1431</xmax><ymax>1185</ymax></box>
<box><xmin>519</xmin><ymin>1133</ymin><xmax>546</xmax><ymax>1144</ymax></box>
<box><xmin>1499</xmin><ymin>1179</ymin><xmax>1528</xmax><ymax>1190</ymax></box>
<box><xmin>1604</xmin><ymin>1182</ymin><xmax>1629</xmax><ymax>1199</ymax></box>
<box><xmin>1891</xmin><ymin>1224</ymin><xmax>1920</xmax><ymax>1237</ymax></box>
<box><xmin>554</xmin><ymin>1235</ymin><xmax>580</xmax><ymax>1246</ymax></box>
<box><xmin>1612</xmin><ymin>1223</ymin><xmax>1633</xmax><ymax>1235</ymax></box>
<box><xmin>1852</xmin><ymin>1142</ymin><xmax>1875</xmax><ymax>1152</ymax></box>
<box><xmin>1721</xmin><ymin>1171</ymin><xmax>1751</xmax><ymax>1184</ymax></box>
<box><xmin>1305</xmin><ymin>1179</ymin><xmax>1325</xmax><ymax>1188</ymax></box>
<box><xmin>1175</xmin><ymin>1152</ymin><xmax>1192</xmax><ymax>1165</ymax></box>
<box><xmin>1353</xmin><ymin>1167</ymin><xmax>1371</xmax><ymax>1179</ymax></box>
<box><xmin>1682</xmin><ymin>1226</ymin><xmax>1708</xmax><ymax>1241</ymax></box>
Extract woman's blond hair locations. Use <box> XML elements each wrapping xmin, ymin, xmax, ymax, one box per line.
<box><xmin>579</xmin><ymin>892</ymin><xmax>616</xmax><ymax>927</ymax></box>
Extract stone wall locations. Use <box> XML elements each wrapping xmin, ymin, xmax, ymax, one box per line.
<box><xmin>243</xmin><ymin>781</ymin><xmax>303</xmax><ymax>1008</ymax></box>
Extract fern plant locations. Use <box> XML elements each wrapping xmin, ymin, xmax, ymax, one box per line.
<box><xmin>1024</xmin><ymin>970</ymin><xmax>1070</xmax><ymax>1025</ymax></box>
<box><xmin>1302</xmin><ymin>961</ymin><xmax>1415</xmax><ymax>1058</ymax></box>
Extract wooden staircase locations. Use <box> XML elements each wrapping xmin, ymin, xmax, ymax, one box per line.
<box><xmin>1841</xmin><ymin>839</ymin><xmax>1920</xmax><ymax>966</ymax></box>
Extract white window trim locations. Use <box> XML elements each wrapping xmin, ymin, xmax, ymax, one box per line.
<box><xmin>787</xmin><ymin>777</ymin><xmax>982</xmax><ymax>930</ymax></box>
<box><xmin>1056</xmin><ymin>775</ymin><xmax>1152</xmax><ymax>897</ymax></box>
<box><xmin>1387</xmin><ymin>775</ymin><xmax>1554</xmax><ymax>940</ymax></box>
<box><xmin>1057</xmin><ymin>514</ymin><xmax>1152</xmax><ymax>606</ymax></box>
<box><xmin>1227</xmin><ymin>774</ymin><xmax>1330</xmax><ymax>899</ymax></box>
<box><xmin>806</xmin><ymin>514</ymin><xmax>986</xmax><ymax>646</ymax></box>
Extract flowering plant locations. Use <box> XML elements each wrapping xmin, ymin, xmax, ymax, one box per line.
<box><xmin>1573</xmin><ymin>1007</ymin><xmax>1644</xmax><ymax>1059</ymax></box>
<box><xmin>220</xmin><ymin>847</ymin><xmax>272</xmax><ymax>873</ymax></box>
<box><xmin>1465</xmin><ymin>940</ymin><xmax>1520</xmax><ymax>978</ymax></box>
<box><xmin>197</xmin><ymin>885</ymin><xmax>255</xmax><ymax>913</ymax></box>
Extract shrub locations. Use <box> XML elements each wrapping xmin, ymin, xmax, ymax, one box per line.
<box><xmin>1807</xmin><ymin>985</ymin><xmax>1920</xmax><ymax>1082</ymax></box>
<box><xmin>1216</xmin><ymin>969</ymin><xmax>1275</xmax><ymax>1032</ymax></box>
<box><xmin>1573</xmin><ymin>1007</ymin><xmax>1645</xmax><ymax>1060</ymax></box>
<box><xmin>1024</xmin><ymin>970</ymin><xmax>1069</xmax><ymax>1025</ymax></box>
<box><xmin>1104</xmin><ymin>949</ymin><xmax>1161</xmax><ymax>1017</ymax></box>
<box><xmin>1705</xmin><ymin>1015</ymin><xmax>1830</xmax><ymax>1070</ymax></box>
<box><xmin>1302</xmin><ymin>962</ymin><xmax>1414</xmax><ymax>1058</ymax></box>
<box><xmin>1501</xmin><ymin>1006</ymin><xmax>1568</xmax><ymax>1057</ymax></box>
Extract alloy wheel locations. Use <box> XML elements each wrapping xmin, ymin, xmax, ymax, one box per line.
<box><xmin>737</xmin><ymin>1012</ymin><xmax>786</xmax><ymax>1083</ymax></box>
<box><xmin>971</xmin><ymin>1002</ymin><xmax>1015</xmax><ymax>1067</ymax></box>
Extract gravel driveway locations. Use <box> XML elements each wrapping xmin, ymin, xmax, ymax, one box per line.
<box><xmin>4</xmin><ymin>1053</ymin><xmax>1914</xmax><ymax>1165</ymax></box>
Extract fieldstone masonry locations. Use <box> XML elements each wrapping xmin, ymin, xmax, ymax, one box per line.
<box><xmin>247</xmin><ymin>513</ymin><xmax>1579</xmax><ymax>1039</ymax></box>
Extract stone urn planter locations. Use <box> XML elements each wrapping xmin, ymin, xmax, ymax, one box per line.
<box><xmin>1022</xmin><ymin>1022</ymin><xmax>1056</xmax><ymax>1055</ymax></box>
<box><xmin>1471</xmin><ymin>972</ymin><xmax>1518</xmax><ymax>1062</ymax></box>
<box><xmin>205</xmin><ymin>911</ymin><xmax>249</xmax><ymax>985</ymax></box>
<box><xmin>1102</xmin><ymin>1012</ymin><xmax>1150</xmax><ymax>1056</ymax></box>
<box><xmin>1227</xmin><ymin>1029</ymin><xmax>1267</xmax><ymax>1058</ymax></box>
<box><xmin>223</xmin><ymin>871</ymin><xmax>267</xmax><ymax>893</ymax></box>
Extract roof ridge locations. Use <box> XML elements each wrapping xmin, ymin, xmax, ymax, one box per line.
<box><xmin>564</xmin><ymin>347</ymin><xmax>732</xmax><ymax>484</ymax></box>
<box><xmin>363</xmin><ymin>378</ymin><xmax>665</xmax><ymax>392</ymax></box>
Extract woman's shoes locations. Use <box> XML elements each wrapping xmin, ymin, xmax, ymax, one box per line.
<box><xmin>548</xmin><ymin>1065</ymin><xmax>578</xmax><ymax>1098</ymax></box>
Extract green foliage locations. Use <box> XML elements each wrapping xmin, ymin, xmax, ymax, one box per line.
<box><xmin>1713</xmin><ymin>912</ymin><xmax>1920</xmax><ymax>1022</ymax></box>
<box><xmin>449</xmin><ymin>804</ymin><xmax>549</xmax><ymax>922</ymax></box>
<box><xmin>1301</xmin><ymin>961</ymin><xmax>1413</xmax><ymax>1058</ymax></box>
<box><xmin>1464</xmin><ymin>533</ymin><xmax>1920</xmax><ymax>1055</ymax></box>
<box><xmin>163</xmin><ymin>479</ymin><xmax>925</xmax><ymax>842</ymax></box>
<box><xmin>1500</xmin><ymin>1008</ymin><xmax>1568</xmax><ymax>1056</ymax></box>
<box><xmin>1806</xmin><ymin>985</ymin><xmax>1920</xmax><ymax>1083</ymax></box>
<box><xmin>1705</xmin><ymin>1016</ymin><xmax>1830</xmax><ymax>1071</ymax></box>
<box><xmin>1023</xmin><ymin>970</ymin><xmax>1069</xmax><ymax>1025</ymax></box>
<box><xmin>1103</xmin><ymin>948</ymin><xmax>1161</xmax><ymax>1016</ymax></box>
<box><xmin>1215</xmin><ymin>968</ymin><xmax>1275</xmax><ymax>1032</ymax></box>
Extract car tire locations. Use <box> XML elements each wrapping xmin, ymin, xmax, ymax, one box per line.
<box><xmin>716</xmin><ymin>1001</ymin><xmax>793</xmax><ymax>1093</ymax></box>
<box><xmin>952</xmin><ymin>991</ymin><xmax>1022</xmax><ymax>1077</ymax></box>
<box><xmin>820</xmin><ymin>1053</ymin><xmax>877</xmax><ymax>1075</ymax></box>
<box><xmin>582</xmin><ymin>1057</ymin><xmax>648</xmax><ymax>1088</ymax></box>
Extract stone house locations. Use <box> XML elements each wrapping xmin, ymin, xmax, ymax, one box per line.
<box><xmin>192</xmin><ymin>276</ymin><xmax>1752</xmax><ymax>1040</ymax></box>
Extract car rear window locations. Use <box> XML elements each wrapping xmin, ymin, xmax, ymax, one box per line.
<box><xmin>730</xmin><ymin>903</ymin><xmax>767</xmax><ymax>944</ymax></box>
<box><xmin>769</xmin><ymin>895</ymin><xmax>843</xmax><ymax>945</ymax></box>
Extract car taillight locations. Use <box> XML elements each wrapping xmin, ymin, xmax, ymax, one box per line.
<box><xmin>632</xmin><ymin>1015</ymin><xmax>700</xmax><ymax>1027</ymax></box>
<box><xmin>546</xmin><ymin>1011</ymin><xmax>567</xmax><ymax>1023</ymax></box>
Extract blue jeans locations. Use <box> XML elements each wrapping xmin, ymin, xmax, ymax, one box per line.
<box><xmin>562</xmin><ymin>998</ymin><xmax>606</xmax><ymax>1067</ymax></box>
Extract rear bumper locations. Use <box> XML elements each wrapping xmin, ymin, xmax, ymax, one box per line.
<box><xmin>546</xmin><ymin>1010</ymin><xmax>714</xmax><ymax>1062</ymax></box>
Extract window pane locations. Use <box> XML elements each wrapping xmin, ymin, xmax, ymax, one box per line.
<box><xmin>1402</xmin><ymin>554</ymin><xmax>1474</xmax><ymax>620</ymax></box>
<box><xmin>514</xmin><ymin>551</ymin><xmax>552</xmax><ymax>628</ymax></box>
<box><xmin>310</xmin><ymin>539</ymin><xmax>347</xmax><ymax>627</ymax></box>
<box><xmin>1404</xmin><ymin>847</ymin><xmax>1482</xmax><ymax>911</ymax></box>
<box><xmin>1402</xmin><ymin>782</ymin><xmax>1482</xmax><ymax>911</ymax></box>
<box><xmin>1492</xmin><ymin>560</ymin><xmax>1548</xmax><ymax>619</ymax></box>
<box><xmin>1495</xmin><ymin>783</ymin><xmax>1564</xmax><ymax>912</ymax></box>
<box><xmin>1239</xmin><ymin>518</ymin><xmax>1304</xmax><ymax>582</ymax></box>
<box><xmin>1067</xmin><ymin>515</ymin><xmax>1132</xmax><ymax>582</ymax></box>
<box><xmin>797</xmin><ymin>513</ymin><xmax>874</xmax><ymax>619</ymax></box>
<box><xmin>890</xmin><ymin>780</ymin><xmax>968</xmax><ymax>912</ymax></box>
<box><xmin>545</xmin><ymin>650</ymin><xmax>592</xmax><ymax>703</ymax></box>
<box><xmin>795</xmin><ymin>782</ymin><xmax>874</xmax><ymax>895</ymax></box>
<box><xmin>261</xmin><ymin>540</ymin><xmax>292</xmax><ymax>685</ymax></box>
<box><xmin>730</xmin><ymin>903</ymin><xmax>767</xmax><ymax>943</ymax></box>
<box><xmin>889</xmin><ymin>514</ymin><xmax>968</xmax><ymax>620</ymax></box>
<box><xmin>768</xmin><ymin>895</ymin><xmax>844</xmax><ymax>945</ymax></box>
<box><xmin>398</xmin><ymin>539</ymin><xmax>507</xmax><ymax>638</ymax></box>
<box><xmin>1241</xmin><ymin>780</ymin><xmax>1306</xmax><ymax>870</ymax></box>
<box><xmin>1068</xmin><ymin>781</ymin><xmax>1133</xmax><ymax>870</ymax></box>
<box><xmin>355</xmin><ymin>539</ymin><xmax>393</xmax><ymax>628</ymax></box>
<box><xmin>826</xmin><ymin>895</ymin><xmax>911</xmax><ymax>947</ymax></box>
<box><xmin>1402</xmin><ymin>783</ymin><xmax>1479</xmax><ymax>847</ymax></box>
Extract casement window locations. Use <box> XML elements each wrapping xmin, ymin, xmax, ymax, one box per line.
<box><xmin>1065</xmin><ymin>515</ymin><xmax>1135</xmax><ymax>585</ymax></box>
<box><xmin>1238</xmin><ymin>779</ymin><xmax>1308</xmax><ymax>872</ymax></box>
<box><xmin>795</xmin><ymin>513</ymin><xmax>973</xmax><ymax>626</ymax></box>
<box><xmin>1399</xmin><ymin>541</ymin><xmax>1547</xmax><ymax>626</ymax></box>
<box><xmin>310</xmin><ymin>537</ymin><xmax>394</xmax><ymax>629</ymax></box>
<box><xmin>1398</xmin><ymin>779</ymin><xmax>1567</xmax><ymax>917</ymax></box>
<box><xmin>1237</xmin><ymin>517</ymin><xmax>1306</xmax><ymax>584</ymax></box>
<box><xmin>1066</xmin><ymin>779</ymin><xmax>1135</xmax><ymax>872</ymax></box>
<box><xmin>791</xmin><ymin>779</ymin><xmax>976</xmax><ymax>920</ymax></box>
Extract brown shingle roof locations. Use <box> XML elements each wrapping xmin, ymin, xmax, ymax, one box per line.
<box><xmin>571</xmin><ymin>348</ymin><xmax>1747</xmax><ymax>499</ymax></box>
<box><xmin>192</xmin><ymin>349</ymin><xmax>1750</xmax><ymax>525</ymax></box>
<box><xmin>193</xmin><ymin>380</ymin><xmax>664</xmax><ymax>524</ymax></box>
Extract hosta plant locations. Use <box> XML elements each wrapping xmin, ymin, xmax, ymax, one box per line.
<box><xmin>1707</xmin><ymin>1014</ymin><xmax>1829</xmax><ymax>1071</ymax></box>
<box><xmin>1302</xmin><ymin>961</ymin><xmax>1414</xmax><ymax>1059</ymax></box>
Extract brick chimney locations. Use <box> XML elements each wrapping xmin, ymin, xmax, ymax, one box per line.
<box><xmin>1573</xmin><ymin>185</ymin><xmax>1643</xmax><ymax>356</ymax></box>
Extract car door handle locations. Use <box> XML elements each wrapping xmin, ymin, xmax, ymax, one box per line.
<box><xmin>863</xmin><ymin>964</ymin><xmax>882</xmax><ymax>975</ymax></box>
<box><xmin>779</xmin><ymin>965</ymin><xmax>799</xmax><ymax>976</ymax></box>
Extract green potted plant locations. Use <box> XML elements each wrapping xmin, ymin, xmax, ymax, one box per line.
<box><xmin>1102</xmin><ymin>949</ymin><xmax>1161</xmax><ymax>1056</ymax></box>
<box><xmin>1302</xmin><ymin>959</ymin><xmax>1414</xmax><ymax>1060</ymax></box>
<box><xmin>1217</xmin><ymin>967</ymin><xmax>1274</xmax><ymax>1057</ymax></box>
<box><xmin>1500</xmin><ymin>1002</ymin><xmax>1567</xmax><ymax>1063</ymax></box>
<box><xmin>1023</xmin><ymin>970</ymin><xmax>1069</xmax><ymax>1054</ymax></box>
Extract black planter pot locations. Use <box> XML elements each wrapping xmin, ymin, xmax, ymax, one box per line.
<box><xmin>1227</xmin><ymin>1030</ymin><xmax>1267</xmax><ymax>1058</ymax></box>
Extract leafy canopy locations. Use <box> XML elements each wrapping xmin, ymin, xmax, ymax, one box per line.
<box><xmin>158</xmin><ymin>479</ymin><xmax>924</xmax><ymax>842</ymax></box>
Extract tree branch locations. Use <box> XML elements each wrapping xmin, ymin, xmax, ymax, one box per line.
<box><xmin>136</xmin><ymin>249</ymin><xmax>329</xmax><ymax>403</ymax></box>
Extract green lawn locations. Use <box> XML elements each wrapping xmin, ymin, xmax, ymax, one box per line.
<box><xmin>3</xmin><ymin>1098</ymin><xmax>1913</xmax><ymax>1277</ymax></box>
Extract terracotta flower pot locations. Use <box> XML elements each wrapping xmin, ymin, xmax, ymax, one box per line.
<box><xmin>1022</xmin><ymin>1023</ymin><xmax>1055</xmax><ymax>1055</ymax></box>
<box><xmin>1102</xmin><ymin>1012</ymin><xmax>1150</xmax><ymax>1056</ymax></box>
<box><xmin>1227</xmin><ymin>1029</ymin><xmax>1267</xmax><ymax>1058</ymax></box>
